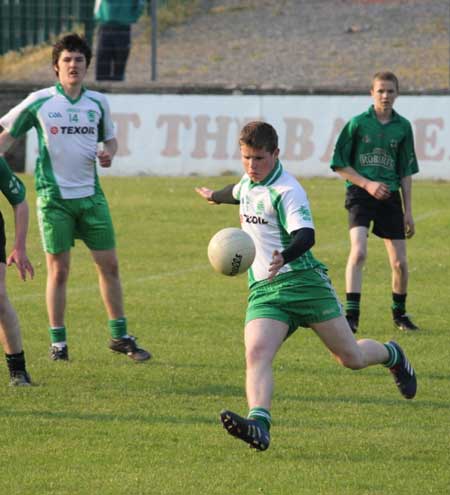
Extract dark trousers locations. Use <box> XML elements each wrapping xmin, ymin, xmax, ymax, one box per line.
<box><xmin>96</xmin><ymin>24</ymin><xmax>131</xmax><ymax>81</ymax></box>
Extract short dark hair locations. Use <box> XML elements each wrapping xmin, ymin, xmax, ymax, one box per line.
<box><xmin>52</xmin><ymin>33</ymin><xmax>92</xmax><ymax>75</ymax></box>
<box><xmin>239</xmin><ymin>121</ymin><xmax>279</xmax><ymax>153</ymax></box>
<box><xmin>372</xmin><ymin>71</ymin><xmax>399</xmax><ymax>92</ymax></box>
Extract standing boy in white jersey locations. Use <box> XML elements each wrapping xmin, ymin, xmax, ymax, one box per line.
<box><xmin>196</xmin><ymin>121</ymin><xmax>417</xmax><ymax>451</ymax></box>
<box><xmin>0</xmin><ymin>33</ymin><xmax>150</xmax><ymax>362</ymax></box>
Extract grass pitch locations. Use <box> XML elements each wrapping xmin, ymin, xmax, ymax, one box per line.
<box><xmin>1</xmin><ymin>175</ymin><xmax>449</xmax><ymax>494</ymax></box>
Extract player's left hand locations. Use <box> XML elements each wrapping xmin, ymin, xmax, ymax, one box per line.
<box><xmin>404</xmin><ymin>213</ymin><xmax>415</xmax><ymax>238</ymax></box>
<box><xmin>268</xmin><ymin>250</ymin><xmax>284</xmax><ymax>281</ymax></box>
<box><xmin>97</xmin><ymin>150</ymin><xmax>112</xmax><ymax>168</ymax></box>
<box><xmin>7</xmin><ymin>248</ymin><xmax>34</xmax><ymax>281</ymax></box>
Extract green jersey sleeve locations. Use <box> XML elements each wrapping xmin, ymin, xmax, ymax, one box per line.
<box><xmin>0</xmin><ymin>157</ymin><xmax>26</xmax><ymax>205</ymax></box>
<box><xmin>330</xmin><ymin>118</ymin><xmax>358</xmax><ymax>170</ymax></box>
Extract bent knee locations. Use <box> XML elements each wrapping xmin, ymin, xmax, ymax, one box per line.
<box><xmin>338</xmin><ymin>351</ymin><xmax>366</xmax><ymax>370</ymax></box>
<box><xmin>246</xmin><ymin>345</ymin><xmax>273</xmax><ymax>367</ymax></box>
<box><xmin>49</xmin><ymin>267</ymin><xmax>69</xmax><ymax>285</ymax></box>
<box><xmin>349</xmin><ymin>248</ymin><xmax>367</xmax><ymax>266</ymax></box>
<box><xmin>392</xmin><ymin>258</ymin><xmax>408</xmax><ymax>274</ymax></box>
<box><xmin>95</xmin><ymin>262</ymin><xmax>120</xmax><ymax>280</ymax></box>
<box><xmin>104</xmin><ymin>261</ymin><xmax>119</xmax><ymax>277</ymax></box>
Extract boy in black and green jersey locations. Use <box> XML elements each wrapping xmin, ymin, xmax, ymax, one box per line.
<box><xmin>0</xmin><ymin>156</ymin><xmax>34</xmax><ymax>385</ymax></box>
<box><xmin>331</xmin><ymin>71</ymin><xmax>419</xmax><ymax>333</ymax></box>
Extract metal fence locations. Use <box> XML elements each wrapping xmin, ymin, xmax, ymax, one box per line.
<box><xmin>0</xmin><ymin>0</ymin><xmax>97</xmax><ymax>55</ymax></box>
<box><xmin>0</xmin><ymin>0</ymin><xmax>194</xmax><ymax>56</ymax></box>
<box><xmin>1</xmin><ymin>1</ymin><xmax>446</xmax><ymax>91</ymax></box>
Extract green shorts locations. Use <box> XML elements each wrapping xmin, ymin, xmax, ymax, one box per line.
<box><xmin>37</xmin><ymin>193</ymin><xmax>116</xmax><ymax>254</ymax></box>
<box><xmin>246</xmin><ymin>268</ymin><xmax>343</xmax><ymax>337</ymax></box>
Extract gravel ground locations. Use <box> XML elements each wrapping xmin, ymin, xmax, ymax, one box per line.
<box><xmin>0</xmin><ymin>0</ymin><xmax>449</xmax><ymax>92</ymax></box>
<box><xmin>145</xmin><ymin>0</ymin><xmax>450</xmax><ymax>92</ymax></box>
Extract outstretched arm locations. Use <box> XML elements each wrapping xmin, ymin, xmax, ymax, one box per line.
<box><xmin>195</xmin><ymin>186</ymin><xmax>217</xmax><ymax>204</ymax></box>
<box><xmin>195</xmin><ymin>184</ymin><xmax>239</xmax><ymax>205</ymax></box>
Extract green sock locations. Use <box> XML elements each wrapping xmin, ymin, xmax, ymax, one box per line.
<box><xmin>248</xmin><ymin>407</ymin><xmax>272</xmax><ymax>431</ymax></box>
<box><xmin>383</xmin><ymin>342</ymin><xmax>400</xmax><ymax>368</ymax></box>
<box><xmin>108</xmin><ymin>317</ymin><xmax>127</xmax><ymax>339</ymax></box>
<box><xmin>49</xmin><ymin>327</ymin><xmax>66</xmax><ymax>344</ymax></box>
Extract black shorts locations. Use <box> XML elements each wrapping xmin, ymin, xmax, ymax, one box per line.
<box><xmin>0</xmin><ymin>212</ymin><xmax>6</xmax><ymax>263</ymax></box>
<box><xmin>345</xmin><ymin>185</ymin><xmax>405</xmax><ymax>239</ymax></box>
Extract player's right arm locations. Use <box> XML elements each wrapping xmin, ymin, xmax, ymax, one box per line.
<box><xmin>331</xmin><ymin>118</ymin><xmax>390</xmax><ymax>200</ymax></box>
<box><xmin>195</xmin><ymin>184</ymin><xmax>239</xmax><ymax>205</ymax></box>
<box><xmin>0</xmin><ymin>156</ymin><xmax>33</xmax><ymax>280</ymax></box>
<box><xmin>8</xmin><ymin>199</ymin><xmax>34</xmax><ymax>281</ymax></box>
<box><xmin>335</xmin><ymin>166</ymin><xmax>390</xmax><ymax>200</ymax></box>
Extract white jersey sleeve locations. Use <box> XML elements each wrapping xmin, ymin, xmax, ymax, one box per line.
<box><xmin>232</xmin><ymin>176</ymin><xmax>248</xmax><ymax>202</ymax></box>
<box><xmin>278</xmin><ymin>181</ymin><xmax>315</xmax><ymax>234</ymax></box>
<box><xmin>0</xmin><ymin>88</ymin><xmax>52</xmax><ymax>137</ymax></box>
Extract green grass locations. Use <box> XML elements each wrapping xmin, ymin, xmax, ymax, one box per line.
<box><xmin>1</xmin><ymin>175</ymin><xmax>449</xmax><ymax>494</ymax></box>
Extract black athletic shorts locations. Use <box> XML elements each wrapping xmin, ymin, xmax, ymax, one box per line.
<box><xmin>344</xmin><ymin>185</ymin><xmax>405</xmax><ymax>239</ymax></box>
<box><xmin>0</xmin><ymin>212</ymin><xmax>6</xmax><ymax>263</ymax></box>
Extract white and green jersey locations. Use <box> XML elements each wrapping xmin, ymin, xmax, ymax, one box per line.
<box><xmin>232</xmin><ymin>160</ymin><xmax>322</xmax><ymax>287</ymax></box>
<box><xmin>0</xmin><ymin>83</ymin><xmax>115</xmax><ymax>200</ymax></box>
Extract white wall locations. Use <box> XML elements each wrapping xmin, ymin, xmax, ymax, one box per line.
<box><xmin>26</xmin><ymin>94</ymin><xmax>450</xmax><ymax>179</ymax></box>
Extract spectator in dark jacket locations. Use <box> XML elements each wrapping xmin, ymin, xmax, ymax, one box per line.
<box><xmin>94</xmin><ymin>0</ymin><xmax>145</xmax><ymax>81</ymax></box>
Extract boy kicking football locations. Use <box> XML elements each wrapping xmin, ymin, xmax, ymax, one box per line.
<box><xmin>196</xmin><ymin>121</ymin><xmax>417</xmax><ymax>451</ymax></box>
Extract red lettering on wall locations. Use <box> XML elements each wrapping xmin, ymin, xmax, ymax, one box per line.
<box><xmin>281</xmin><ymin>118</ymin><xmax>314</xmax><ymax>161</ymax></box>
<box><xmin>113</xmin><ymin>113</ymin><xmax>141</xmax><ymax>157</ymax></box>
<box><xmin>157</xmin><ymin>115</ymin><xmax>192</xmax><ymax>157</ymax></box>
<box><xmin>414</xmin><ymin>119</ymin><xmax>444</xmax><ymax>161</ymax></box>
<box><xmin>320</xmin><ymin>118</ymin><xmax>345</xmax><ymax>162</ymax></box>
<box><xmin>191</xmin><ymin>116</ymin><xmax>232</xmax><ymax>159</ymax></box>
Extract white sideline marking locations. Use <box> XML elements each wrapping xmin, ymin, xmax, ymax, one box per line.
<box><xmin>414</xmin><ymin>210</ymin><xmax>442</xmax><ymax>222</ymax></box>
<box><xmin>11</xmin><ymin>210</ymin><xmax>442</xmax><ymax>302</ymax></box>
<box><xmin>13</xmin><ymin>264</ymin><xmax>211</xmax><ymax>302</ymax></box>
